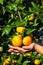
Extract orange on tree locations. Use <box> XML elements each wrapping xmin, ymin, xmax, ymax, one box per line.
<box><xmin>23</xmin><ymin>36</ymin><xmax>32</xmax><ymax>46</ymax></box>
<box><xmin>34</xmin><ymin>59</ymin><xmax>41</xmax><ymax>65</ymax></box>
<box><xmin>26</xmin><ymin>52</ymin><xmax>32</xmax><ymax>56</ymax></box>
<box><xmin>16</xmin><ymin>27</ymin><xmax>25</xmax><ymax>33</ymax></box>
<box><xmin>3</xmin><ymin>57</ymin><xmax>11</xmax><ymax>65</ymax></box>
<box><xmin>3</xmin><ymin>62</ymin><xmax>6</xmax><ymax>65</ymax></box>
<box><xmin>29</xmin><ymin>16</ymin><xmax>34</xmax><ymax>21</ymax></box>
<box><xmin>12</xmin><ymin>59</ymin><xmax>17</xmax><ymax>63</ymax></box>
<box><xmin>29</xmin><ymin>14</ymin><xmax>34</xmax><ymax>21</ymax></box>
<box><xmin>12</xmin><ymin>35</ymin><xmax>22</xmax><ymax>47</ymax></box>
<box><xmin>14</xmin><ymin>59</ymin><xmax>17</xmax><ymax>63</ymax></box>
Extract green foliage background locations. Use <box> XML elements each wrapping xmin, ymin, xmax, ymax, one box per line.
<box><xmin>0</xmin><ymin>0</ymin><xmax>43</xmax><ymax>65</ymax></box>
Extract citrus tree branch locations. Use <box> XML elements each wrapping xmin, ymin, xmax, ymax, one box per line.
<box><xmin>18</xmin><ymin>11</ymin><xmax>22</xmax><ymax>22</ymax></box>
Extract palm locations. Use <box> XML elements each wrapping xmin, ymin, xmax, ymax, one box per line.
<box><xmin>22</xmin><ymin>43</ymin><xmax>34</xmax><ymax>50</ymax></box>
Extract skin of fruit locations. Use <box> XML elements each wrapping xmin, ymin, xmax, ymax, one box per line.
<box><xmin>23</xmin><ymin>36</ymin><xmax>32</xmax><ymax>46</ymax></box>
<box><xmin>3</xmin><ymin>57</ymin><xmax>11</xmax><ymax>65</ymax></box>
<box><xmin>12</xmin><ymin>35</ymin><xmax>22</xmax><ymax>47</ymax></box>
<box><xmin>34</xmin><ymin>59</ymin><xmax>41</xmax><ymax>65</ymax></box>
<box><xmin>16</xmin><ymin>27</ymin><xmax>25</xmax><ymax>33</ymax></box>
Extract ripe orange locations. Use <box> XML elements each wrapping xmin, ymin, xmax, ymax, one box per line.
<box><xmin>34</xmin><ymin>59</ymin><xmax>41</xmax><ymax>65</ymax></box>
<box><xmin>3</xmin><ymin>57</ymin><xmax>11</xmax><ymax>65</ymax></box>
<box><xmin>12</xmin><ymin>35</ymin><xmax>22</xmax><ymax>47</ymax></box>
<box><xmin>12</xmin><ymin>59</ymin><xmax>17</xmax><ymax>63</ymax></box>
<box><xmin>16</xmin><ymin>27</ymin><xmax>25</xmax><ymax>33</ymax></box>
<box><xmin>29</xmin><ymin>16</ymin><xmax>34</xmax><ymax>21</ymax></box>
<box><xmin>3</xmin><ymin>62</ymin><xmax>6</xmax><ymax>65</ymax></box>
<box><xmin>23</xmin><ymin>36</ymin><xmax>32</xmax><ymax>46</ymax></box>
<box><xmin>26</xmin><ymin>53</ymin><xmax>32</xmax><ymax>56</ymax></box>
<box><xmin>29</xmin><ymin>14</ymin><xmax>34</xmax><ymax>21</ymax></box>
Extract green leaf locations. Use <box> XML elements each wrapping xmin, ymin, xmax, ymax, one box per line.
<box><xmin>17</xmin><ymin>54</ymin><xmax>23</xmax><ymax>65</ymax></box>
<box><xmin>32</xmin><ymin>19</ymin><xmax>38</xmax><ymax>26</ymax></box>
<box><xmin>9</xmin><ymin>54</ymin><xmax>15</xmax><ymax>59</ymax></box>
<box><xmin>15</xmin><ymin>15</ymin><xmax>29</xmax><ymax>27</ymax></box>
<box><xmin>8</xmin><ymin>19</ymin><xmax>12</xmax><ymax>24</ymax></box>
<box><xmin>2</xmin><ymin>7</ymin><xmax>6</xmax><ymax>14</ymax></box>
<box><xmin>15</xmin><ymin>0</ymin><xmax>23</xmax><ymax>3</ymax></box>
<box><xmin>6</xmin><ymin>2</ymin><xmax>17</xmax><ymax>11</ymax></box>
<box><xmin>2</xmin><ymin>25</ymin><xmax>12</xmax><ymax>36</ymax></box>
<box><xmin>18</xmin><ymin>5</ymin><xmax>25</xmax><ymax>10</ymax></box>
<box><xmin>31</xmin><ymin>2</ymin><xmax>40</xmax><ymax>11</ymax></box>
<box><xmin>33</xmin><ymin>52</ymin><xmax>38</xmax><ymax>56</ymax></box>
<box><xmin>26</xmin><ymin>28</ymin><xmax>35</xmax><ymax>34</ymax></box>
<box><xmin>15</xmin><ymin>21</ymin><xmax>22</xmax><ymax>26</ymax></box>
<box><xmin>41</xmin><ymin>56</ymin><xmax>43</xmax><ymax>63</ymax></box>
<box><xmin>33</xmin><ymin>23</ymin><xmax>38</xmax><ymax>26</ymax></box>
<box><xmin>29</xmin><ymin>13</ymin><xmax>34</xmax><ymax>18</ymax></box>
<box><xmin>0</xmin><ymin>47</ymin><xmax>3</xmax><ymax>52</ymax></box>
<box><xmin>0</xmin><ymin>0</ymin><xmax>3</xmax><ymax>4</ymax></box>
<box><xmin>36</xmin><ymin>54</ymin><xmax>41</xmax><ymax>58</ymax></box>
<box><xmin>29</xmin><ymin>22</ymin><xmax>33</xmax><ymax>25</ymax></box>
<box><xmin>1</xmin><ymin>53</ymin><xmax>7</xmax><ymax>62</ymax></box>
<box><xmin>22</xmin><ymin>15</ymin><xmax>29</xmax><ymax>26</ymax></box>
<box><xmin>31</xmin><ymin>2</ymin><xmax>40</xmax><ymax>14</ymax></box>
<box><xmin>0</xmin><ymin>63</ymin><xmax>2</xmax><ymax>65</ymax></box>
<box><xmin>40</xmin><ymin>17</ymin><xmax>43</xmax><ymax>23</ymax></box>
<box><xmin>23</xmin><ymin>60</ymin><xmax>30</xmax><ymax>65</ymax></box>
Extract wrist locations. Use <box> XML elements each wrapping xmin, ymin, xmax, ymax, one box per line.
<box><xmin>32</xmin><ymin>43</ymin><xmax>36</xmax><ymax>50</ymax></box>
<box><xmin>33</xmin><ymin>43</ymin><xmax>38</xmax><ymax>51</ymax></box>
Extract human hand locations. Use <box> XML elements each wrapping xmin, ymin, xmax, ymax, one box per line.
<box><xmin>8</xmin><ymin>44</ymin><xmax>28</xmax><ymax>55</ymax></box>
<box><xmin>22</xmin><ymin>43</ymin><xmax>35</xmax><ymax>51</ymax></box>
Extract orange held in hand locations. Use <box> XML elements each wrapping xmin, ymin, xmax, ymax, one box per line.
<box><xmin>12</xmin><ymin>35</ymin><xmax>22</xmax><ymax>47</ymax></box>
<box><xmin>23</xmin><ymin>36</ymin><xmax>32</xmax><ymax>46</ymax></box>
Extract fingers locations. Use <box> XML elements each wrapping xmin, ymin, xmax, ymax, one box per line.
<box><xmin>8</xmin><ymin>49</ymin><xmax>14</xmax><ymax>52</ymax></box>
<box><xmin>8</xmin><ymin>44</ymin><xmax>29</xmax><ymax>54</ymax></box>
<box><xmin>8</xmin><ymin>44</ymin><xmax>27</xmax><ymax>52</ymax></box>
<box><xmin>22</xmin><ymin>43</ymin><xmax>35</xmax><ymax>49</ymax></box>
<box><xmin>8</xmin><ymin>48</ymin><xmax>28</xmax><ymax>54</ymax></box>
<box><xmin>8</xmin><ymin>44</ymin><xmax>15</xmax><ymax>49</ymax></box>
<box><xmin>8</xmin><ymin>44</ymin><xmax>24</xmax><ymax>51</ymax></box>
<box><xmin>8</xmin><ymin>49</ymin><xmax>19</xmax><ymax>53</ymax></box>
<box><xmin>22</xmin><ymin>46</ymin><xmax>30</xmax><ymax>50</ymax></box>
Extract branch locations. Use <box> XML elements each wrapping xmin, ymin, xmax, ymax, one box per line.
<box><xmin>18</xmin><ymin>11</ymin><xmax>22</xmax><ymax>22</ymax></box>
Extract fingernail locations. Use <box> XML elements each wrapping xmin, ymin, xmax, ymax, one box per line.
<box><xmin>11</xmin><ymin>52</ymin><xmax>14</xmax><ymax>54</ymax></box>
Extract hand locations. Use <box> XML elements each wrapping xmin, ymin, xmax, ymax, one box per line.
<box><xmin>8</xmin><ymin>44</ymin><xmax>28</xmax><ymax>55</ymax></box>
<box><xmin>22</xmin><ymin>43</ymin><xmax>35</xmax><ymax>51</ymax></box>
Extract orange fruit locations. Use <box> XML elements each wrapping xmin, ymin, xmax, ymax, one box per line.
<box><xmin>12</xmin><ymin>59</ymin><xmax>17</xmax><ymax>63</ymax></box>
<box><xmin>3</xmin><ymin>62</ymin><xmax>6</xmax><ymax>65</ymax></box>
<box><xmin>14</xmin><ymin>59</ymin><xmax>17</xmax><ymax>63</ymax></box>
<box><xmin>12</xmin><ymin>35</ymin><xmax>22</xmax><ymax>47</ymax></box>
<box><xmin>26</xmin><ymin>53</ymin><xmax>32</xmax><ymax>56</ymax></box>
<box><xmin>29</xmin><ymin>14</ymin><xmax>34</xmax><ymax>21</ymax></box>
<box><xmin>34</xmin><ymin>59</ymin><xmax>41</xmax><ymax>65</ymax></box>
<box><xmin>16</xmin><ymin>27</ymin><xmax>25</xmax><ymax>33</ymax></box>
<box><xmin>6</xmin><ymin>57</ymin><xmax>11</xmax><ymax>62</ymax></box>
<box><xmin>23</xmin><ymin>36</ymin><xmax>32</xmax><ymax>46</ymax></box>
<box><xmin>29</xmin><ymin>16</ymin><xmax>34</xmax><ymax>21</ymax></box>
<box><xmin>3</xmin><ymin>57</ymin><xmax>11</xmax><ymax>65</ymax></box>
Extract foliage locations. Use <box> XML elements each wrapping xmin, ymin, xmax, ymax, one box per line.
<box><xmin>0</xmin><ymin>0</ymin><xmax>43</xmax><ymax>65</ymax></box>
